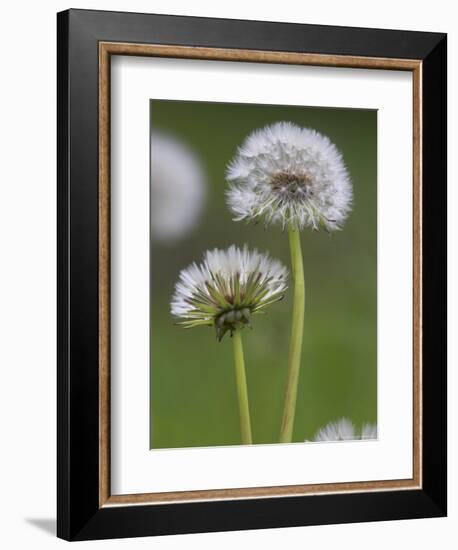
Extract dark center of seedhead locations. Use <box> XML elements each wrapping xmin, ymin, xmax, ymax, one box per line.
<box><xmin>270</xmin><ymin>171</ymin><xmax>313</xmax><ymax>200</ymax></box>
<box><xmin>215</xmin><ymin>307</ymin><xmax>251</xmax><ymax>341</ymax></box>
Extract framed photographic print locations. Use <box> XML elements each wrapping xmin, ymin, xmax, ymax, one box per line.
<box><xmin>57</xmin><ymin>9</ymin><xmax>447</xmax><ymax>541</ymax></box>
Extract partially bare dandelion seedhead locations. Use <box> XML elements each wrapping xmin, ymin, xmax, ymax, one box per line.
<box><xmin>171</xmin><ymin>245</ymin><xmax>288</xmax><ymax>341</ymax></box>
<box><xmin>171</xmin><ymin>245</ymin><xmax>288</xmax><ymax>445</ymax></box>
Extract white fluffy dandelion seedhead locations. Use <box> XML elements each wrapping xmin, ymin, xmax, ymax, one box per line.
<box><xmin>171</xmin><ymin>245</ymin><xmax>288</xmax><ymax>341</ymax></box>
<box><xmin>226</xmin><ymin>122</ymin><xmax>352</xmax><ymax>231</ymax></box>
<box><xmin>150</xmin><ymin>132</ymin><xmax>206</xmax><ymax>242</ymax></box>
<box><xmin>311</xmin><ymin>418</ymin><xmax>377</xmax><ymax>442</ymax></box>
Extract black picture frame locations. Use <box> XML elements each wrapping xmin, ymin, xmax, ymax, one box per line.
<box><xmin>57</xmin><ymin>8</ymin><xmax>447</xmax><ymax>541</ymax></box>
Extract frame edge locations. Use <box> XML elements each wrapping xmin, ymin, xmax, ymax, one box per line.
<box><xmin>420</xmin><ymin>34</ymin><xmax>447</xmax><ymax>516</ymax></box>
<box><xmin>57</xmin><ymin>8</ymin><xmax>70</xmax><ymax>542</ymax></box>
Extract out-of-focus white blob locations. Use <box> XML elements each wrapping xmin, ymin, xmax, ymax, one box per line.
<box><xmin>150</xmin><ymin>132</ymin><xmax>206</xmax><ymax>243</ymax></box>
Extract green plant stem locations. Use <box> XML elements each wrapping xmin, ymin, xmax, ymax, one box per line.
<box><xmin>279</xmin><ymin>227</ymin><xmax>305</xmax><ymax>443</ymax></box>
<box><xmin>232</xmin><ymin>330</ymin><xmax>253</xmax><ymax>444</ymax></box>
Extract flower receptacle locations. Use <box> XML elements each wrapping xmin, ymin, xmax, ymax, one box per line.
<box><xmin>215</xmin><ymin>307</ymin><xmax>251</xmax><ymax>341</ymax></box>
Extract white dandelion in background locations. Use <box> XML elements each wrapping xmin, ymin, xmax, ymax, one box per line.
<box><xmin>150</xmin><ymin>132</ymin><xmax>206</xmax><ymax>242</ymax></box>
<box><xmin>225</xmin><ymin>122</ymin><xmax>353</xmax><ymax>444</ymax></box>
<box><xmin>171</xmin><ymin>245</ymin><xmax>288</xmax><ymax>445</ymax></box>
<box><xmin>312</xmin><ymin>418</ymin><xmax>377</xmax><ymax>442</ymax></box>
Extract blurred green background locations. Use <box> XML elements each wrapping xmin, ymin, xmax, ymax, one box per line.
<box><xmin>150</xmin><ymin>100</ymin><xmax>377</xmax><ymax>449</ymax></box>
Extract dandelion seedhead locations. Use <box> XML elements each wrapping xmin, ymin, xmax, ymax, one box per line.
<box><xmin>226</xmin><ymin>122</ymin><xmax>352</xmax><ymax>231</ymax></box>
<box><xmin>171</xmin><ymin>245</ymin><xmax>288</xmax><ymax>341</ymax></box>
<box><xmin>311</xmin><ymin>418</ymin><xmax>377</xmax><ymax>442</ymax></box>
<box><xmin>150</xmin><ymin>132</ymin><xmax>206</xmax><ymax>242</ymax></box>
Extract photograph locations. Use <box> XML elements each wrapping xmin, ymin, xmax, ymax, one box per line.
<box><xmin>149</xmin><ymin>99</ymin><xmax>378</xmax><ymax>449</ymax></box>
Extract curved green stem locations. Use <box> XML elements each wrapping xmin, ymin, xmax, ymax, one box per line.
<box><xmin>232</xmin><ymin>330</ymin><xmax>253</xmax><ymax>444</ymax></box>
<box><xmin>279</xmin><ymin>227</ymin><xmax>305</xmax><ymax>443</ymax></box>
